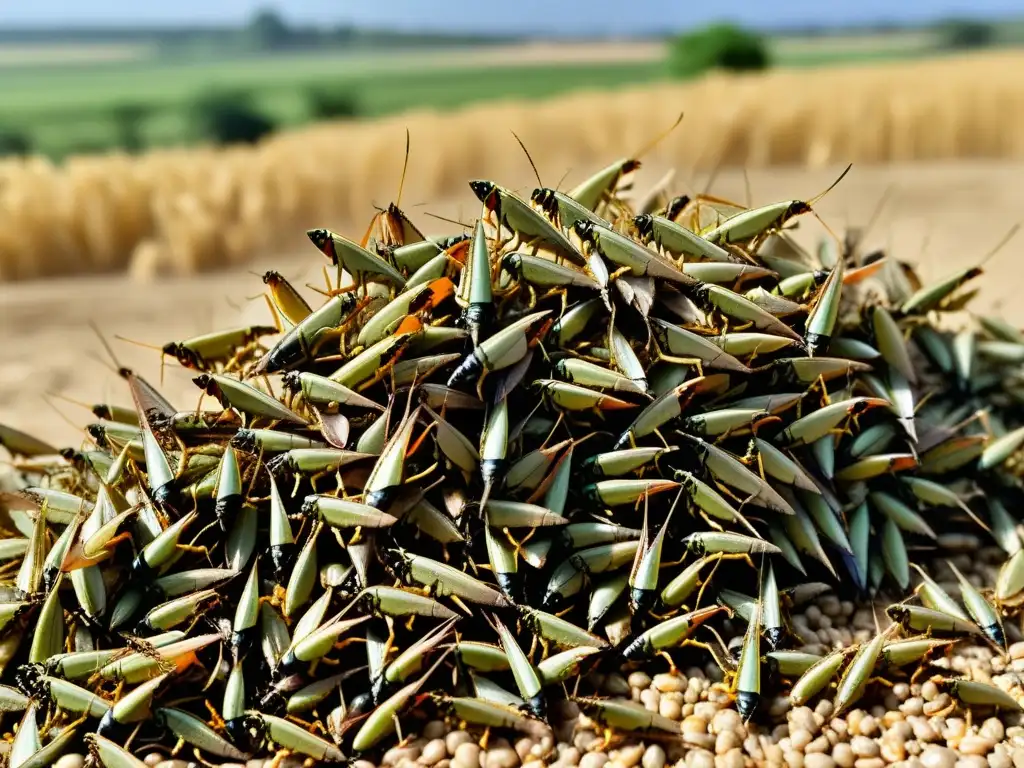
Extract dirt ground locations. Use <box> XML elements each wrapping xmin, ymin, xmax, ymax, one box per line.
<box><xmin>2</xmin><ymin>159</ymin><xmax>1022</xmax><ymax>448</ymax></box>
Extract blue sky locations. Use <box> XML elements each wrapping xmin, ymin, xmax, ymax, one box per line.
<box><xmin>1</xmin><ymin>0</ymin><xmax>1021</xmax><ymax>34</ymax></box>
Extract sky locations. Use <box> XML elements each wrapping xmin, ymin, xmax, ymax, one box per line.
<box><xmin>0</xmin><ymin>0</ymin><xmax>1021</xmax><ymax>35</ymax></box>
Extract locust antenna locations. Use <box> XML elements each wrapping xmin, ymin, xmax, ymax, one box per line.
<box><xmin>700</xmin><ymin>149</ymin><xmax>726</xmax><ymax>198</ymax></box>
<box><xmin>811</xmin><ymin>211</ymin><xmax>844</xmax><ymax>255</ymax></box>
<box><xmin>47</xmin><ymin>391</ymin><xmax>94</xmax><ymax>414</ymax></box>
<box><xmin>511</xmin><ymin>131</ymin><xmax>543</xmax><ymax>188</ymax></box>
<box><xmin>632</xmin><ymin>111</ymin><xmax>684</xmax><ymax>160</ymax></box>
<box><xmin>397</xmin><ymin>128</ymin><xmax>411</xmax><ymax>208</ymax></box>
<box><xmin>41</xmin><ymin>394</ymin><xmax>85</xmax><ymax>438</ymax></box>
<box><xmin>978</xmin><ymin>223</ymin><xmax>1020</xmax><ymax>269</ymax></box>
<box><xmin>114</xmin><ymin>336</ymin><xmax>162</xmax><ymax>352</ymax></box>
<box><xmin>554</xmin><ymin>167</ymin><xmax>572</xmax><ymax>193</ymax></box>
<box><xmin>91</xmin><ymin>321</ymin><xmax>145</xmax><ymax>381</ymax></box>
<box><xmin>861</xmin><ymin>185</ymin><xmax>894</xmax><ymax>243</ymax></box>
<box><xmin>807</xmin><ymin>163</ymin><xmax>853</xmax><ymax>207</ymax></box>
<box><xmin>424</xmin><ymin>212</ymin><xmax>473</xmax><ymax>229</ymax></box>
<box><xmin>111</xmin><ymin>334</ymin><xmax>166</xmax><ymax>386</ymax></box>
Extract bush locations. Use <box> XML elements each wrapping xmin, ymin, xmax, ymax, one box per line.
<box><xmin>110</xmin><ymin>103</ymin><xmax>150</xmax><ymax>153</ymax></box>
<box><xmin>0</xmin><ymin>129</ymin><xmax>30</xmax><ymax>157</ymax></box>
<box><xmin>305</xmin><ymin>87</ymin><xmax>359</xmax><ymax>121</ymax></box>
<box><xmin>191</xmin><ymin>90</ymin><xmax>277</xmax><ymax>146</ymax></box>
<box><xmin>669</xmin><ymin>24</ymin><xmax>770</xmax><ymax>79</ymax></box>
<box><xmin>936</xmin><ymin>19</ymin><xmax>994</xmax><ymax>50</ymax></box>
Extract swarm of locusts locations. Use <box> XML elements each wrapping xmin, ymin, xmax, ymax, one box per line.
<box><xmin>4</xmin><ymin>143</ymin><xmax>1024</xmax><ymax>768</ymax></box>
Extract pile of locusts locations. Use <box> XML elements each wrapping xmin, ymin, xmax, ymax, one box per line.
<box><xmin>4</xmin><ymin>151</ymin><xmax>1024</xmax><ymax>768</ymax></box>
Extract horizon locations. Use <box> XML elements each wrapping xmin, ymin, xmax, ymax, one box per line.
<box><xmin>0</xmin><ymin>0</ymin><xmax>1021</xmax><ymax>36</ymax></box>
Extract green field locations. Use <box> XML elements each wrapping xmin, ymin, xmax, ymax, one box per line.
<box><xmin>769</xmin><ymin>30</ymin><xmax>938</xmax><ymax>66</ymax></box>
<box><xmin>1</xmin><ymin>23</ymin><xmax>1021</xmax><ymax>159</ymax></box>
<box><xmin>0</xmin><ymin>50</ymin><xmax>668</xmax><ymax>157</ymax></box>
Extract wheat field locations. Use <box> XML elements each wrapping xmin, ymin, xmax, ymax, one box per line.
<box><xmin>2</xmin><ymin>50</ymin><xmax>1024</xmax><ymax>282</ymax></box>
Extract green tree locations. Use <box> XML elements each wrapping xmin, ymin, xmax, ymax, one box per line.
<box><xmin>246</xmin><ymin>8</ymin><xmax>291</xmax><ymax>51</ymax></box>
<box><xmin>936</xmin><ymin>18</ymin><xmax>994</xmax><ymax>50</ymax></box>
<box><xmin>669</xmin><ymin>24</ymin><xmax>770</xmax><ymax>79</ymax></box>
<box><xmin>305</xmin><ymin>87</ymin><xmax>359</xmax><ymax>121</ymax></box>
<box><xmin>191</xmin><ymin>90</ymin><xmax>277</xmax><ymax>146</ymax></box>
<box><xmin>111</xmin><ymin>103</ymin><xmax>150</xmax><ymax>152</ymax></box>
<box><xmin>0</xmin><ymin>128</ymin><xmax>30</xmax><ymax>157</ymax></box>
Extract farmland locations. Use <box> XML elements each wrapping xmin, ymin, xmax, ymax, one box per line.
<box><xmin>0</xmin><ymin>42</ymin><xmax>664</xmax><ymax>157</ymax></box>
<box><xmin>1</xmin><ymin>49</ymin><xmax>1023</xmax><ymax>283</ymax></box>
<box><xmin>2</xmin><ymin>22</ymin><xmax>1021</xmax><ymax>158</ymax></box>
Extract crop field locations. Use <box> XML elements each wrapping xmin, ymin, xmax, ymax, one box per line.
<box><xmin>1</xmin><ymin>26</ymin><xmax>1016</xmax><ymax>158</ymax></box>
<box><xmin>0</xmin><ymin>42</ymin><xmax>667</xmax><ymax>157</ymax></box>
<box><xmin>8</xmin><ymin>58</ymin><xmax>668</xmax><ymax>157</ymax></box>
<box><xmin>769</xmin><ymin>30</ymin><xmax>937</xmax><ymax>65</ymax></box>
<box><xmin>0</xmin><ymin>41</ymin><xmax>155</xmax><ymax>66</ymax></box>
<box><xmin>0</xmin><ymin>50</ymin><xmax>1022</xmax><ymax>283</ymax></box>
<box><xmin>0</xmin><ymin>41</ymin><xmax>667</xmax><ymax>114</ymax></box>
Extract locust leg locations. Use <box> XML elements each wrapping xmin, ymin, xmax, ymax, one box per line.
<box><xmin>267</xmin><ymin>749</ymin><xmax>293</xmax><ymax>768</ymax></box>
